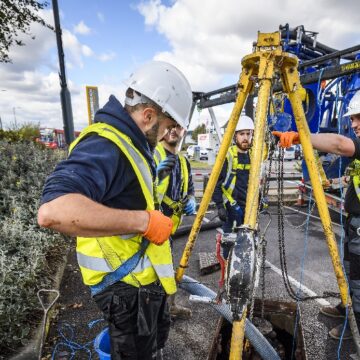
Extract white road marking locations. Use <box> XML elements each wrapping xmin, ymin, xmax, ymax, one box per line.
<box><xmin>265</xmin><ymin>260</ymin><xmax>331</xmax><ymax>306</ymax></box>
<box><xmin>284</xmin><ymin>205</ymin><xmax>343</xmax><ymax>228</ymax></box>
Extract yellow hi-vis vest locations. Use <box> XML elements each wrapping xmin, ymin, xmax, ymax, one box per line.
<box><xmin>68</xmin><ymin>123</ymin><xmax>176</xmax><ymax>295</ymax></box>
<box><xmin>221</xmin><ymin>145</ymin><xmax>251</xmax><ymax>205</ymax></box>
<box><xmin>154</xmin><ymin>143</ymin><xmax>189</xmax><ymax>234</ymax></box>
<box><xmin>349</xmin><ymin>159</ymin><xmax>360</xmax><ymax>201</ymax></box>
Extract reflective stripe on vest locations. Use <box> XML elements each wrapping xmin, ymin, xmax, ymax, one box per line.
<box><xmin>350</xmin><ymin>159</ymin><xmax>360</xmax><ymax>201</ymax></box>
<box><xmin>221</xmin><ymin>145</ymin><xmax>250</xmax><ymax>205</ymax></box>
<box><xmin>154</xmin><ymin>144</ymin><xmax>169</xmax><ymax>205</ymax></box>
<box><xmin>70</xmin><ymin>123</ymin><xmax>176</xmax><ymax>294</ymax></box>
<box><xmin>154</xmin><ymin>143</ymin><xmax>189</xmax><ymax>234</ymax></box>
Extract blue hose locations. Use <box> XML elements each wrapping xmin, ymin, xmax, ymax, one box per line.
<box><xmin>179</xmin><ymin>275</ymin><xmax>280</xmax><ymax>360</ymax></box>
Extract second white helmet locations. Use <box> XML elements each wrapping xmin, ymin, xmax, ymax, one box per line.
<box><xmin>344</xmin><ymin>90</ymin><xmax>360</xmax><ymax>117</ymax></box>
<box><xmin>235</xmin><ymin>115</ymin><xmax>254</xmax><ymax>132</ymax></box>
<box><xmin>124</xmin><ymin>61</ymin><xmax>193</xmax><ymax>129</ymax></box>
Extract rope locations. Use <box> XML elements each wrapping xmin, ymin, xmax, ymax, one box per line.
<box><xmin>51</xmin><ymin>319</ymin><xmax>105</xmax><ymax>360</ymax></box>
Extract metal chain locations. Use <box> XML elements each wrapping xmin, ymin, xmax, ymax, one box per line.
<box><xmin>283</xmin><ymin>201</ymin><xmax>316</xmax><ymax>229</ymax></box>
<box><xmin>276</xmin><ymin>149</ymin><xmax>339</xmax><ymax>301</ymax></box>
<box><xmin>249</xmin><ymin>132</ymin><xmax>274</xmax><ymax>321</ymax></box>
<box><xmin>260</xmin><ymin>236</ymin><xmax>267</xmax><ymax>319</ymax></box>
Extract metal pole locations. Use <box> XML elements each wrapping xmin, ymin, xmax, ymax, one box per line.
<box><xmin>12</xmin><ymin>107</ymin><xmax>17</xmax><ymax>128</ymax></box>
<box><xmin>52</xmin><ymin>0</ymin><xmax>74</xmax><ymax>144</ymax></box>
<box><xmin>208</xmin><ymin>107</ymin><xmax>223</xmax><ymax>142</ymax></box>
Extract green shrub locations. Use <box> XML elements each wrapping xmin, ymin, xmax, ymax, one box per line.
<box><xmin>0</xmin><ymin>140</ymin><xmax>67</xmax><ymax>354</ymax></box>
<box><xmin>0</xmin><ymin>123</ymin><xmax>41</xmax><ymax>143</ymax></box>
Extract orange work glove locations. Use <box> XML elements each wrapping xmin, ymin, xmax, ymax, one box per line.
<box><xmin>272</xmin><ymin>131</ymin><xmax>300</xmax><ymax>148</ymax></box>
<box><xmin>143</xmin><ymin>210</ymin><xmax>173</xmax><ymax>245</ymax></box>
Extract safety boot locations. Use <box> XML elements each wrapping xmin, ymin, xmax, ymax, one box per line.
<box><xmin>320</xmin><ymin>302</ymin><xmax>346</xmax><ymax>319</ymax></box>
<box><xmin>328</xmin><ymin>311</ymin><xmax>360</xmax><ymax>340</ymax></box>
<box><xmin>329</xmin><ymin>322</ymin><xmax>352</xmax><ymax>340</ymax></box>
<box><xmin>169</xmin><ymin>304</ymin><xmax>192</xmax><ymax>319</ymax></box>
<box><xmin>168</xmin><ymin>294</ymin><xmax>192</xmax><ymax>320</ymax></box>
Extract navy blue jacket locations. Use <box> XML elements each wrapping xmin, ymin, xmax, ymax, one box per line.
<box><xmin>161</xmin><ymin>148</ymin><xmax>194</xmax><ymax>217</ymax></box>
<box><xmin>212</xmin><ymin>151</ymin><xmax>250</xmax><ymax>209</ymax></box>
<box><xmin>41</xmin><ymin>95</ymin><xmax>156</xmax><ymax>211</ymax></box>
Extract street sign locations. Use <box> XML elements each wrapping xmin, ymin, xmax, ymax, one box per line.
<box><xmin>86</xmin><ymin>86</ymin><xmax>99</xmax><ymax>125</ymax></box>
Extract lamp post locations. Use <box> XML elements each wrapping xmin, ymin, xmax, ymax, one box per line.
<box><xmin>0</xmin><ymin>89</ymin><xmax>6</xmax><ymax>130</ymax></box>
<box><xmin>12</xmin><ymin>107</ymin><xmax>21</xmax><ymax>129</ymax></box>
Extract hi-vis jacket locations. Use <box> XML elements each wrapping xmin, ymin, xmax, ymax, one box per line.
<box><xmin>348</xmin><ymin>159</ymin><xmax>360</xmax><ymax>201</ymax></box>
<box><xmin>154</xmin><ymin>143</ymin><xmax>189</xmax><ymax>234</ymax></box>
<box><xmin>219</xmin><ymin>145</ymin><xmax>251</xmax><ymax>206</ymax></box>
<box><xmin>69</xmin><ymin>123</ymin><xmax>176</xmax><ymax>295</ymax></box>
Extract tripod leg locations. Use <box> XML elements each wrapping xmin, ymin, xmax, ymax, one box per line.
<box><xmin>229</xmin><ymin>55</ymin><xmax>274</xmax><ymax>360</ymax></box>
<box><xmin>282</xmin><ymin>63</ymin><xmax>360</xmax><ymax>356</ymax></box>
<box><xmin>175</xmin><ymin>66</ymin><xmax>254</xmax><ymax>283</ymax></box>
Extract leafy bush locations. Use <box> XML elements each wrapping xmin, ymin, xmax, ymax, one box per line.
<box><xmin>0</xmin><ymin>139</ymin><xmax>67</xmax><ymax>354</ymax></box>
<box><xmin>0</xmin><ymin>123</ymin><xmax>41</xmax><ymax>143</ymax></box>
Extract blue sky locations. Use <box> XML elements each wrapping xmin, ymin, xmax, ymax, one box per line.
<box><xmin>0</xmin><ymin>0</ymin><xmax>359</xmax><ymax>131</ymax></box>
<box><xmin>59</xmin><ymin>1</ymin><xmax>169</xmax><ymax>86</ymax></box>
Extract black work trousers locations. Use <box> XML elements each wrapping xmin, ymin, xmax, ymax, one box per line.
<box><xmin>94</xmin><ymin>281</ymin><xmax>170</xmax><ymax>360</ymax></box>
<box><xmin>344</xmin><ymin>215</ymin><xmax>360</xmax><ymax>314</ymax></box>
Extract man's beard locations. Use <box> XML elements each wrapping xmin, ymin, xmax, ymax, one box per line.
<box><xmin>145</xmin><ymin>121</ymin><xmax>160</xmax><ymax>147</ymax></box>
<box><xmin>236</xmin><ymin>140</ymin><xmax>249</xmax><ymax>151</ymax></box>
<box><xmin>165</xmin><ymin>137</ymin><xmax>179</xmax><ymax>147</ymax></box>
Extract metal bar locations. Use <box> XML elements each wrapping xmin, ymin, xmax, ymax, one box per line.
<box><xmin>299</xmin><ymin>44</ymin><xmax>360</xmax><ymax>69</ymax></box>
<box><xmin>196</xmin><ymin>59</ymin><xmax>360</xmax><ymax>109</ymax></box>
<box><xmin>208</xmin><ymin>107</ymin><xmax>223</xmax><ymax>142</ymax></box>
<box><xmin>282</xmin><ymin>61</ymin><xmax>360</xmax><ymax>357</ymax></box>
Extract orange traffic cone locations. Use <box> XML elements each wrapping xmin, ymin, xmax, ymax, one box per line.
<box><xmin>295</xmin><ymin>191</ymin><xmax>305</xmax><ymax>207</ymax></box>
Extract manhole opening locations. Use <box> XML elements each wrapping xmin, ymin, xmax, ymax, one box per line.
<box><xmin>208</xmin><ymin>298</ymin><xmax>306</xmax><ymax>360</ymax></box>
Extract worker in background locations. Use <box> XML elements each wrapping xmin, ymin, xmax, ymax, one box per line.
<box><xmin>273</xmin><ymin>89</ymin><xmax>360</xmax><ymax>340</ymax></box>
<box><xmin>37</xmin><ymin>61</ymin><xmax>193</xmax><ymax>360</ymax></box>
<box><xmin>154</xmin><ymin>123</ymin><xmax>196</xmax><ymax>319</ymax></box>
<box><xmin>213</xmin><ymin>116</ymin><xmax>254</xmax><ymax>259</ymax></box>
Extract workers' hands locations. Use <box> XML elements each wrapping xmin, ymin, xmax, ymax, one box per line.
<box><xmin>217</xmin><ymin>207</ymin><xmax>227</xmax><ymax>222</ymax></box>
<box><xmin>143</xmin><ymin>210</ymin><xmax>173</xmax><ymax>245</ymax></box>
<box><xmin>272</xmin><ymin>131</ymin><xmax>300</xmax><ymax>148</ymax></box>
<box><xmin>156</xmin><ymin>155</ymin><xmax>176</xmax><ymax>183</ymax></box>
<box><xmin>183</xmin><ymin>196</ymin><xmax>196</xmax><ymax>215</ymax></box>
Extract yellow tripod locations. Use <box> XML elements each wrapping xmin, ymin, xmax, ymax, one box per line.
<box><xmin>176</xmin><ymin>31</ymin><xmax>360</xmax><ymax>359</ymax></box>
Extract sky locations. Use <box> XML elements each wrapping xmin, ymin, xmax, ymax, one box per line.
<box><xmin>0</xmin><ymin>0</ymin><xmax>359</xmax><ymax>131</ymax></box>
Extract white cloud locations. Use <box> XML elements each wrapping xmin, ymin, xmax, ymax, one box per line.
<box><xmin>74</xmin><ymin>20</ymin><xmax>91</xmax><ymax>35</ymax></box>
<box><xmin>98</xmin><ymin>51</ymin><xmax>117</xmax><ymax>62</ymax></box>
<box><xmin>0</xmin><ymin>9</ymin><xmax>96</xmax><ymax>130</ymax></box>
<box><xmin>97</xmin><ymin>12</ymin><xmax>105</xmax><ymax>23</ymax></box>
<box><xmin>137</xmin><ymin>0</ymin><xmax>360</xmax><ymax>93</ymax></box>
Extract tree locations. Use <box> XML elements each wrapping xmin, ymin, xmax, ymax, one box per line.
<box><xmin>0</xmin><ymin>0</ymin><xmax>52</xmax><ymax>63</ymax></box>
<box><xmin>191</xmin><ymin>123</ymin><xmax>206</xmax><ymax>142</ymax></box>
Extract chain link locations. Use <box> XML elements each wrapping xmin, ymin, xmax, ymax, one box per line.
<box><xmin>283</xmin><ymin>201</ymin><xmax>316</xmax><ymax>229</ymax></box>
<box><xmin>277</xmin><ymin>148</ymin><xmax>339</xmax><ymax>301</ymax></box>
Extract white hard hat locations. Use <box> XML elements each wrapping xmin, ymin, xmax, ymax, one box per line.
<box><xmin>235</xmin><ymin>115</ymin><xmax>254</xmax><ymax>132</ymax></box>
<box><xmin>124</xmin><ymin>61</ymin><xmax>193</xmax><ymax>128</ymax></box>
<box><xmin>344</xmin><ymin>90</ymin><xmax>360</xmax><ymax>117</ymax></box>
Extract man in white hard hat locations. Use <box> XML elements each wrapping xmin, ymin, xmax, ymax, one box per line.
<box><xmin>213</xmin><ymin>115</ymin><xmax>254</xmax><ymax>259</ymax></box>
<box><xmin>38</xmin><ymin>61</ymin><xmax>193</xmax><ymax>359</ymax></box>
<box><xmin>273</xmin><ymin>90</ymin><xmax>360</xmax><ymax>340</ymax></box>
<box><xmin>154</xmin><ymin>123</ymin><xmax>196</xmax><ymax>320</ymax></box>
